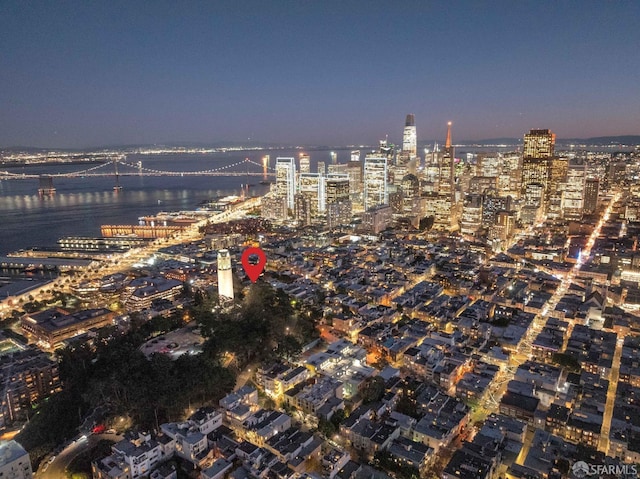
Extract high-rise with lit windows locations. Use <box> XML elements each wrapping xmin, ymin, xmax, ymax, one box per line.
<box><xmin>521</xmin><ymin>128</ymin><xmax>555</xmax><ymax>195</ymax></box>
<box><xmin>584</xmin><ymin>177</ymin><xmax>599</xmax><ymax>215</ymax></box>
<box><xmin>275</xmin><ymin>157</ymin><xmax>297</xmax><ymax>210</ymax></box>
<box><xmin>562</xmin><ymin>158</ymin><xmax>586</xmax><ymax>220</ymax></box>
<box><xmin>298</xmin><ymin>173</ymin><xmax>325</xmax><ymax>216</ymax></box>
<box><xmin>299</xmin><ymin>154</ymin><xmax>310</xmax><ymax>174</ymax></box>
<box><xmin>438</xmin><ymin>122</ymin><xmax>455</xmax><ymax>201</ymax></box>
<box><xmin>401</xmin><ymin>114</ymin><xmax>417</xmax><ymax>161</ymax></box>
<box><xmin>364</xmin><ymin>156</ymin><xmax>388</xmax><ymax>210</ymax></box>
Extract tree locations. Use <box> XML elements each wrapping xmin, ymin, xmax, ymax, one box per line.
<box><xmin>551</xmin><ymin>352</ymin><xmax>581</xmax><ymax>373</ymax></box>
<box><xmin>277</xmin><ymin>335</ymin><xmax>302</xmax><ymax>360</ymax></box>
<box><xmin>359</xmin><ymin>376</ymin><xmax>386</xmax><ymax>404</ymax></box>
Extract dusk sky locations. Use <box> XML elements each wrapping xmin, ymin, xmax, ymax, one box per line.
<box><xmin>1</xmin><ymin>1</ymin><xmax>639</xmax><ymax>148</ymax></box>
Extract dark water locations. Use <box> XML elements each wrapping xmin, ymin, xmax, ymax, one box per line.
<box><xmin>0</xmin><ymin>149</ymin><xmax>331</xmax><ymax>255</ymax></box>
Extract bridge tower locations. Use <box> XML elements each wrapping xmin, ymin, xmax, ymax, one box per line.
<box><xmin>38</xmin><ymin>176</ymin><xmax>56</xmax><ymax>196</ymax></box>
<box><xmin>262</xmin><ymin>155</ymin><xmax>269</xmax><ymax>182</ymax></box>
<box><xmin>137</xmin><ymin>161</ymin><xmax>142</xmax><ymax>175</ymax></box>
<box><xmin>113</xmin><ymin>157</ymin><xmax>122</xmax><ymax>191</ymax></box>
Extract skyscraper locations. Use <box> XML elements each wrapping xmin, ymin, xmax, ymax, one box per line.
<box><xmin>325</xmin><ymin>173</ymin><xmax>350</xmax><ymax>205</ymax></box>
<box><xmin>400</xmin><ymin>174</ymin><xmax>420</xmax><ymax>215</ymax></box>
<box><xmin>295</xmin><ymin>193</ymin><xmax>311</xmax><ymax>226</ymax></box>
<box><xmin>583</xmin><ymin>177</ymin><xmax>599</xmax><ymax>214</ymax></box>
<box><xmin>461</xmin><ymin>194</ymin><xmax>483</xmax><ymax>236</ymax></box>
<box><xmin>562</xmin><ymin>158</ymin><xmax>586</xmax><ymax>220</ymax></box>
<box><xmin>326</xmin><ymin>174</ymin><xmax>352</xmax><ymax>228</ymax></box>
<box><xmin>217</xmin><ymin>249</ymin><xmax>234</xmax><ymax>301</ymax></box>
<box><xmin>401</xmin><ymin>114</ymin><xmax>417</xmax><ymax>161</ymax></box>
<box><xmin>298</xmin><ymin>173</ymin><xmax>326</xmax><ymax>216</ymax></box>
<box><xmin>521</xmin><ymin>128</ymin><xmax>555</xmax><ymax>195</ymax></box>
<box><xmin>299</xmin><ymin>154</ymin><xmax>310</xmax><ymax>174</ymax></box>
<box><xmin>438</xmin><ymin>122</ymin><xmax>455</xmax><ymax>201</ymax></box>
<box><xmin>364</xmin><ymin>155</ymin><xmax>388</xmax><ymax>210</ymax></box>
<box><xmin>275</xmin><ymin>157</ymin><xmax>296</xmax><ymax>210</ymax></box>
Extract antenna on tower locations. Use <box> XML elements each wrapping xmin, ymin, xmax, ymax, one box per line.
<box><xmin>446</xmin><ymin>121</ymin><xmax>453</xmax><ymax>149</ymax></box>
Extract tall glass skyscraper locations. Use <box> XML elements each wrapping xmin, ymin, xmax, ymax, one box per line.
<box><xmin>275</xmin><ymin>157</ymin><xmax>297</xmax><ymax>210</ymax></box>
<box><xmin>364</xmin><ymin>156</ymin><xmax>388</xmax><ymax>210</ymax></box>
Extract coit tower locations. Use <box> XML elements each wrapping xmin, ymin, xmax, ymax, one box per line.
<box><xmin>217</xmin><ymin>249</ymin><xmax>234</xmax><ymax>300</ymax></box>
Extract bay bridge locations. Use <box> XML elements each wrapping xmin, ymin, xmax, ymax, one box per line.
<box><xmin>0</xmin><ymin>157</ymin><xmax>274</xmax><ymax>179</ymax></box>
<box><xmin>0</xmin><ymin>156</ymin><xmax>275</xmax><ymax>192</ymax></box>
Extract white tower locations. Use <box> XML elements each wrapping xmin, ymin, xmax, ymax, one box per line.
<box><xmin>217</xmin><ymin>249</ymin><xmax>234</xmax><ymax>301</ymax></box>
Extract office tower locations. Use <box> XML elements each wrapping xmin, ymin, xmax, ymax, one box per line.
<box><xmin>401</xmin><ymin>114</ymin><xmax>417</xmax><ymax>161</ymax></box>
<box><xmin>275</xmin><ymin>157</ymin><xmax>296</xmax><ymax>210</ymax></box>
<box><xmin>562</xmin><ymin>158</ymin><xmax>586</xmax><ymax>220</ymax></box>
<box><xmin>549</xmin><ymin>157</ymin><xmax>568</xmax><ymax>192</ymax></box>
<box><xmin>584</xmin><ymin>177</ymin><xmax>599</xmax><ymax>214</ymax></box>
<box><xmin>521</xmin><ymin>128</ymin><xmax>555</xmax><ymax>195</ymax></box>
<box><xmin>469</xmin><ymin>176</ymin><xmax>498</xmax><ymax>195</ymax></box>
<box><xmin>261</xmin><ymin>193</ymin><xmax>288</xmax><ymax>221</ymax></box>
<box><xmin>350</xmin><ymin>150</ymin><xmax>361</xmax><ymax>162</ymax></box>
<box><xmin>521</xmin><ymin>183</ymin><xmax>545</xmax><ymax>224</ymax></box>
<box><xmin>400</xmin><ymin>173</ymin><xmax>420</xmax><ymax>215</ymax></box>
<box><xmin>394</xmin><ymin>114</ymin><xmax>417</xmax><ymax>186</ymax></box>
<box><xmin>523</xmin><ymin>183</ymin><xmax>545</xmax><ymax>207</ymax></box>
<box><xmin>424</xmin><ymin>193</ymin><xmax>455</xmax><ymax>231</ymax></box>
<box><xmin>364</xmin><ymin>155</ymin><xmax>388</xmax><ymax>210</ymax></box>
<box><xmin>317</xmin><ymin>161</ymin><xmax>326</xmax><ymax>176</ymax></box>
<box><xmin>607</xmin><ymin>161</ymin><xmax>626</xmax><ymax>186</ymax></box>
<box><xmin>0</xmin><ymin>441</ymin><xmax>32</xmax><ymax>479</ymax></box>
<box><xmin>327</xmin><ymin>200</ymin><xmax>352</xmax><ymax>229</ymax></box>
<box><xmin>439</xmin><ymin>122</ymin><xmax>455</xmax><ymax>201</ymax></box>
<box><xmin>361</xmin><ymin>205</ymin><xmax>393</xmax><ymax>234</ymax></box>
<box><xmin>326</xmin><ymin>174</ymin><xmax>352</xmax><ymax>228</ymax></box>
<box><xmin>482</xmin><ymin>190</ymin><xmax>513</xmax><ymax>228</ymax></box>
<box><xmin>326</xmin><ymin>174</ymin><xmax>350</xmax><ymax>205</ymax></box>
<box><xmin>346</xmin><ymin>161</ymin><xmax>364</xmax><ymax>213</ymax></box>
<box><xmin>299</xmin><ymin>154</ymin><xmax>310</xmax><ymax>174</ymax></box>
<box><xmin>298</xmin><ymin>173</ymin><xmax>326</xmax><ymax>216</ymax></box>
<box><xmin>461</xmin><ymin>194</ymin><xmax>483</xmax><ymax>236</ymax></box>
<box><xmin>330</xmin><ymin>151</ymin><xmax>337</xmax><ymax>164</ymax></box>
<box><xmin>502</xmin><ymin>152</ymin><xmax>522</xmax><ymax>196</ymax></box>
<box><xmin>378</xmin><ymin>139</ymin><xmax>394</xmax><ymax>160</ymax></box>
<box><xmin>295</xmin><ymin>193</ymin><xmax>311</xmax><ymax>226</ymax></box>
<box><xmin>478</xmin><ymin>155</ymin><xmax>500</xmax><ymax>177</ymax></box>
<box><xmin>328</xmin><ymin>163</ymin><xmax>347</xmax><ymax>174</ymax></box>
<box><xmin>424</xmin><ymin>145</ymin><xmax>440</xmax><ymax>183</ymax></box>
<box><xmin>489</xmin><ymin>211</ymin><xmax>516</xmax><ymax>243</ymax></box>
<box><xmin>217</xmin><ymin>249</ymin><xmax>234</xmax><ymax>300</ymax></box>
<box><xmin>389</xmin><ymin>189</ymin><xmax>404</xmax><ymax>214</ymax></box>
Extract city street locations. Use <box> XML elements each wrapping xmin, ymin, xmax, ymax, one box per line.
<box><xmin>37</xmin><ymin>432</ymin><xmax>123</xmax><ymax>479</ymax></box>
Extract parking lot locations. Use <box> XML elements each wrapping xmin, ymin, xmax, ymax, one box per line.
<box><xmin>141</xmin><ymin>323</ymin><xmax>204</xmax><ymax>359</ymax></box>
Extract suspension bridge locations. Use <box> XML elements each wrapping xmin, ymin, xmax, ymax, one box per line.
<box><xmin>0</xmin><ymin>157</ymin><xmax>274</xmax><ymax>179</ymax></box>
<box><xmin>0</xmin><ymin>156</ymin><xmax>275</xmax><ymax>192</ymax></box>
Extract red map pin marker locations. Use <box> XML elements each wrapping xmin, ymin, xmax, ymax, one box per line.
<box><xmin>241</xmin><ymin>247</ymin><xmax>266</xmax><ymax>283</ymax></box>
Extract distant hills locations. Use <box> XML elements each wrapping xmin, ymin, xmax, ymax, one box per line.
<box><xmin>2</xmin><ymin>135</ymin><xmax>639</xmax><ymax>153</ymax></box>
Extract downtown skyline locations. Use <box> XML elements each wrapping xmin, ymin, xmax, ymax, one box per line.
<box><xmin>1</xmin><ymin>1</ymin><xmax>640</xmax><ymax>148</ymax></box>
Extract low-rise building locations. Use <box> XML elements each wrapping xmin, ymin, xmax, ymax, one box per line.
<box><xmin>0</xmin><ymin>441</ymin><xmax>32</xmax><ymax>479</ymax></box>
<box><xmin>21</xmin><ymin>307</ymin><xmax>115</xmax><ymax>348</ymax></box>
